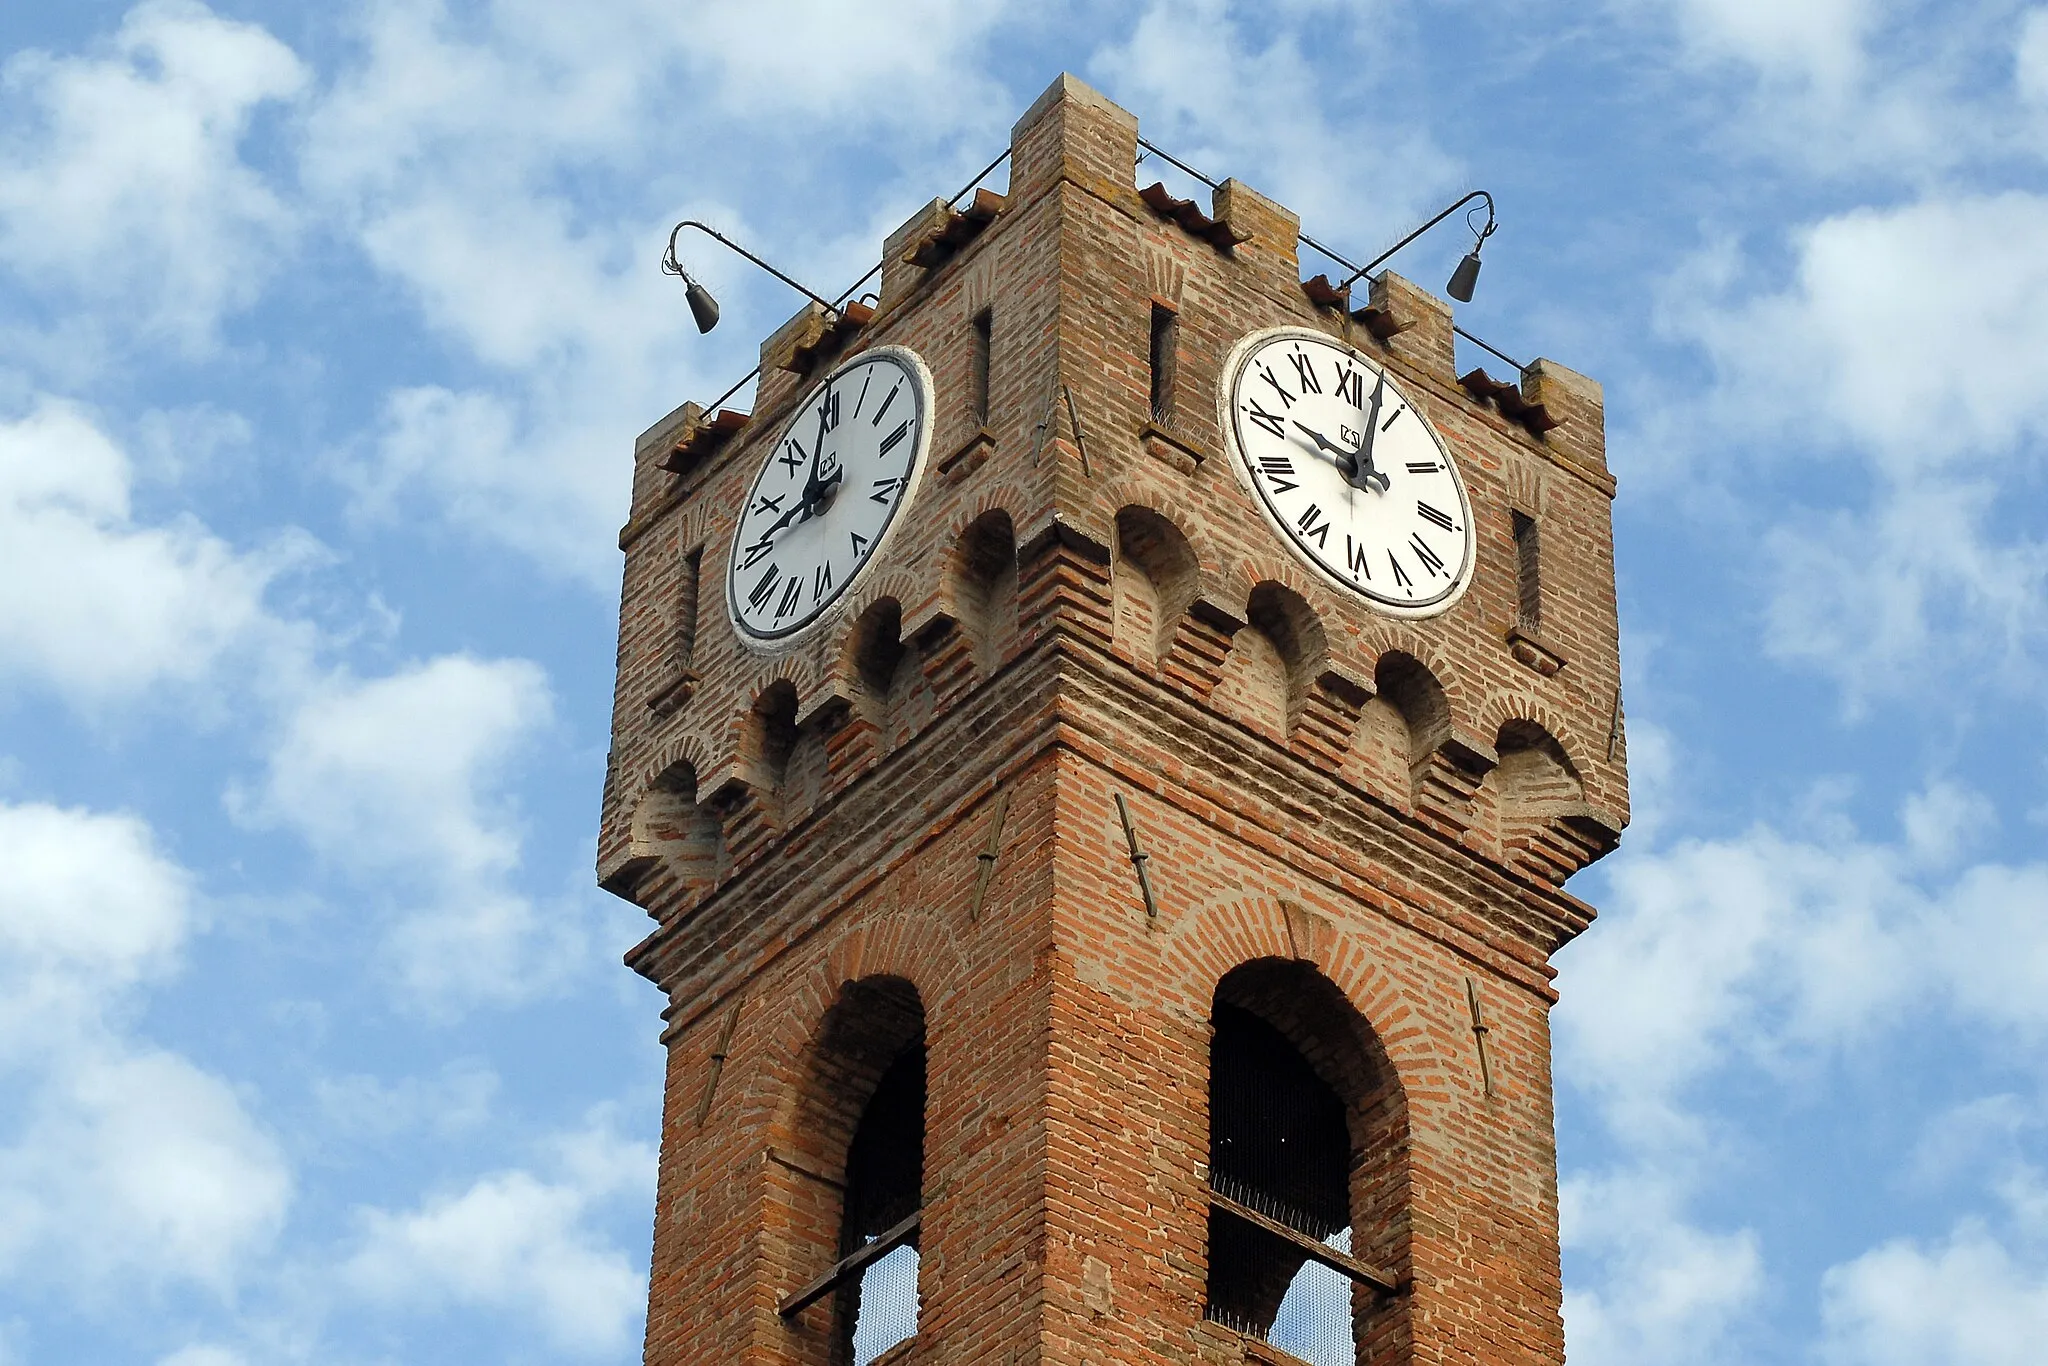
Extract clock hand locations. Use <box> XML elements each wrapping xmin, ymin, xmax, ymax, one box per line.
<box><xmin>1292</xmin><ymin>421</ymin><xmax>1360</xmax><ymax>475</ymax></box>
<box><xmin>757</xmin><ymin>496</ymin><xmax>811</xmax><ymax>539</ymax></box>
<box><xmin>1354</xmin><ymin>371</ymin><xmax>1391</xmax><ymax>493</ymax></box>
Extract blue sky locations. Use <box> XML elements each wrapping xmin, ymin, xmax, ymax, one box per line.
<box><xmin>1</xmin><ymin>2</ymin><xmax>2045</xmax><ymax>1363</ymax></box>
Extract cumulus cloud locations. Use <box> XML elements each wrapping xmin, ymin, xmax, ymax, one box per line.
<box><xmin>1557</xmin><ymin>767</ymin><xmax>2048</xmax><ymax>1363</ymax></box>
<box><xmin>0</xmin><ymin>397</ymin><xmax>314</xmax><ymax>707</ymax></box>
<box><xmin>1560</xmin><ymin>785</ymin><xmax>2048</xmax><ymax>1137</ymax></box>
<box><xmin>1626</xmin><ymin>0</ymin><xmax>1876</xmax><ymax>88</ymax></box>
<box><xmin>0</xmin><ymin>801</ymin><xmax>290</xmax><ymax>1297</ymax></box>
<box><xmin>2022</xmin><ymin>9</ymin><xmax>2048</xmax><ymax>105</ymax></box>
<box><xmin>157</xmin><ymin>1348</ymin><xmax>249</xmax><ymax>1366</ymax></box>
<box><xmin>299</xmin><ymin>0</ymin><xmax>1022</xmax><ymax>582</ymax></box>
<box><xmin>1665</xmin><ymin>192</ymin><xmax>2048</xmax><ymax>704</ymax></box>
<box><xmin>342</xmin><ymin>1116</ymin><xmax>653</xmax><ymax>1356</ymax></box>
<box><xmin>1819</xmin><ymin>1212</ymin><xmax>2048</xmax><ymax>1365</ymax></box>
<box><xmin>1696</xmin><ymin>194</ymin><xmax>2048</xmax><ymax>469</ymax></box>
<box><xmin>1613</xmin><ymin>0</ymin><xmax>2029</xmax><ymax>172</ymax></box>
<box><xmin>0</xmin><ymin>0</ymin><xmax>305</xmax><ymax>353</ymax></box>
<box><xmin>235</xmin><ymin>653</ymin><xmax>577</xmax><ymax>1008</ymax></box>
<box><xmin>1562</xmin><ymin>1166</ymin><xmax>1764</xmax><ymax>1366</ymax></box>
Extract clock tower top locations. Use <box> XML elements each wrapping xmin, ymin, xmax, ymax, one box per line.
<box><xmin>602</xmin><ymin>71</ymin><xmax>1626</xmax><ymax>1366</ymax></box>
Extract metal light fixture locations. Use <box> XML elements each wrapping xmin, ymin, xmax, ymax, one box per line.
<box><xmin>1446</xmin><ymin>247</ymin><xmax>1483</xmax><ymax>303</ymax></box>
<box><xmin>662</xmin><ymin>220</ymin><xmax>841</xmax><ymax>335</ymax></box>
<box><xmin>1337</xmin><ymin>190</ymin><xmax>1498</xmax><ymax>305</ymax></box>
<box><xmin>681</xmin><ymin>275</ymin><xmax>721</xmax><ymax>333</ymax></box>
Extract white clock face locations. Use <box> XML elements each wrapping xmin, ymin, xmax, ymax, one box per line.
<box><xmin>1220</xmin><ymin>327</ymin><xmax>1475</xmax><ymax>617</ymax></box>
<box><xmin>727</xmin><ymin>347</ymin><xmax>933</xmax><ymax>646</ymax></box>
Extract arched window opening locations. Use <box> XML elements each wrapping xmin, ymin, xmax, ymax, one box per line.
<box><xmin>841</xmin><ymin>1043</ymin><xmax>925</xmax><ymax>1364</ymax></box>
<box><xmin>777</xmin><ymin>980</ymin><xmax>926</xmax><ymax>1366</ymax></box>
<box><xmin>1204</xmin><ymin>964</ymin><xmax>1405</xmax><ymax>1366</ymax></box>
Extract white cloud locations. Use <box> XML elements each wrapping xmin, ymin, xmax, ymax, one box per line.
<box><xmin>1701</xmin><ymin>194</ymin><xmax>2048</xmax><ymax>471</ymax></box>
<box><xmin>0</xmin><ymin>397</ymin><xmax>315</xmax><ymax>708</ymax></box>
<box><xmin>1562</xmin><ymin>1166</ymin><xmax>1764</xmax><ymax>1366</ymax></box>
<box><xmin>1557</xmin><ymin>769</ymin><xmax>2048</xmax><ymax>1364</ymax></box>
<box><xmin>343</xmin><ymin>1117</ymin><xmax>652</xmax><ymax>1356</ymax></box>
<box><xmin>0</xmin><ymin>1048</ymin><xmax>292</xmax><ymax>1296</ymax></box>
<box><xmin>1667</xmin><ymin>192</ymin><xmax>2048</xmax><ymax>703</ymax></box>
<box><xmin>0</xmin><ymin>801</ymin><xmax>291</xmax><ymax>1297</ymax></box>
<box><xmin>236</xmin><ymin>653</ymin><xmax>575</xmax><ymax>1007</ymax></box>
<box><xmin>1820</xmin><ymin>1215</ymin><xmax>2048</xmax><ymax>1365</ymax></box>
<box><xmin>1759</xmin><ymin>480</ymin><xmax>2048</xmax><ymax>707</ymax></box>
<box><xmin>314</xmin><ymin>1061</ymin><xmax>498</xmax><ymax>1143</ymax></box>
<box><xmin>298</xmin><ymin>0</ymin><xmax>1023</xmax><ymax>582</ymax></box>
<box><xmin>1563</xmin><ymin>788</ymin><xmax>2048</xmax><ymax>1130</ymax></box>
<box><xmin>251</xmin><ymin>654</ymin><xmax>550</xmax><ymax>878</ymax></box>
<box><xmin>1901</xmin><ymin>779</ymin><xmax>1998</xmax><ymax>867</ymax></box>
<box><xmin>0</xmin><ymin>801</ymin><xmax>190</xmax><ymax>1031</ymax></box>
<box><xmin>0</xmin><ymin>0</ymin><xmax>305</xmax><ymax>352</ymax></box>
<box><xmin>158</xmin><ymin>1348</ymin><xmax>249</xmax><ymax>1366</ymax></box>
<box><xmin>2021</xmin><ymin>9</ymin><xmax>2048</xmax><ymax>104</ymax></box>
<box><xmin>1629</xmin><ymin>0</ymin><xmax>1876</xmax><ymax>88</ymax></box>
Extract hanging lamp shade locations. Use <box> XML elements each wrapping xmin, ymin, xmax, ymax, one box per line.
<box><xmin>684</xmin><ymin>277</ymin><xmax>721</xmax><ymax>333</ymax></box>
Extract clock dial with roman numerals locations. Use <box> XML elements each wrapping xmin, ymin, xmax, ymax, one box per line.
<box><xmin>1220</xmin><ymin>327</ymin><xmax>1475</xmax><ymax>618</ymax></box>
<box><xmin>727</xmin><ymin>346</ymin><xmax>933</xmax><ymax>646</ymax></box>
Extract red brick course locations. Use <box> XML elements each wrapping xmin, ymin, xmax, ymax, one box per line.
<box><xmin>603</xmin><ymin>72</ymin><xmax>1627</xmax><ymax>1366</ymax></box>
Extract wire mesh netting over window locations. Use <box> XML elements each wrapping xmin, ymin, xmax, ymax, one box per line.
<box><xmin>1204</xmin><ymin>1001</ymin><xmax>1360</xmax><ymax>1365</ymax></box>
<box><xmin>841</xmin><ymin>1039</ymin><xmax>924</xmax><ymax>1365</ymax></box>
<box><xmin>850</xmin><ymin>1243</ymin><xmax>919</xmax><ymax>1366</ymax></box>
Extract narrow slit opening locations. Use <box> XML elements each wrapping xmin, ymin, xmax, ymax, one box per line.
<box><xmin>1148</xmin><ymin>302</ymin><xmax>1179</xmax><ymax>425</ymax></box>
<box><xmin>971</xmin><ymin>306</ymin><xmax>993</xmax><ymax>427</ymax></box>
<box><xmin>1512</xmin><ymin>510</ymin><xmax>1541</xmax><ymax>633</ymax></box>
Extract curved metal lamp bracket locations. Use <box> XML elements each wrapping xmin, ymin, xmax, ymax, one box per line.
<box><xmin>662</xmin><ymin>220</ymin><xmax>841</xmax><ymax>323</ymax></box>
<box><xmin>1336</xmin><ymin>190</ymin><xmax>1496</xmax><ymax>294</ymax></box>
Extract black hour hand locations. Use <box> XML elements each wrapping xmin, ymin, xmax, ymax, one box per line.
<box><xmin>1293</xmin><ymin>421</ymin><xmax>1358</xmax><ymax>470</ymax></box>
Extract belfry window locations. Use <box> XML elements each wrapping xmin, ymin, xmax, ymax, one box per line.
<box><xmin>840</xmin><ymin>1043</ymin><xmax>925</xmax><ymax>1363</ymax></box>
<box><xmin>1204</xmin><ymin>963</ymin><xmax>1404</xmax><ymax>1366</ymax></box>
<box><xmin>778</xmin><ymin>980</ymin><xmax>926</xmax><ymax>1366</ymax></box>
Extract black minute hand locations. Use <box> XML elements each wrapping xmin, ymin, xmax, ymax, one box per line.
<box><xmin>1353</xmin><ymin>371</ymin><xmax>1391</xmax><ymax>493</ymax></box>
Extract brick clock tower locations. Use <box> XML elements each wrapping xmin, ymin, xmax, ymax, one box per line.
<box><xmin>599</xmin><ymin>75</ymin><xmax>1627</xmax><ymax>1366</ymax></box>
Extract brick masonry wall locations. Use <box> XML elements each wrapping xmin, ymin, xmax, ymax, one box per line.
<box><xmin>606</xmin><ymin>73</ymin><xmax>1628</xmax><ymax>1366</ymax></box>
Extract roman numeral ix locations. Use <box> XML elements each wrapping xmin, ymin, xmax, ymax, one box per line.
<box><xmin>1243</xmin><ymin>398</ymin><xmax>1287</xmax><ymax>440</ymax></box>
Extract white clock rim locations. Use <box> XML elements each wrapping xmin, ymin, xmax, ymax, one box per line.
<box><xmin>725</xmin><ymin>344</ymin><xmax>938</xmax><ymax>653</ymax></box>
<box><xmin>1216</xmin><ymin>324</ymin><xmax>1476</xmax><ymax>620</ymax></box>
